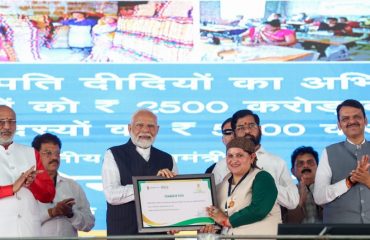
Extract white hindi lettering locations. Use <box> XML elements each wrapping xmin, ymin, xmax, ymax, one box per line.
<box><xmin>172</xmin><ymin>151</ymin><xmax>225</xmax><ymax>164</ymax></box>
<box><xmin>27</xmin><ymin>73</ymin><xmax>63</xmax><ymax>90</ymax></box>
<box><xmin>105</xmin><ymin>124</ymin><xmax>130</xmax><ymax>135</ymax></box>
<box><xmin>80</xmin><ymin>72</ymin><xmax>213</xmax><ymax>91</ymax></box>
<box><xmin>79</xmin><ymin>154</ymin><xmax>101</xmax><ymax>164</ymax></box>
<box><xmin>242</xmin><ymin>97</ymin><xmax>312</xmax><ymax>113</ymax></box>
<box><xmin>241</xmin><ymin>98</ymin><xmax>370</xmax><ymax>114</ymax></box>
<box><xmin>0</xmin><ymin>98</ymin><xmax>15</xmax><ymax>107</ymax></box>
<box><xmin>61</xmin><ymin>152</ymin><xmax>100</xmax><ymax>164</ymax></box>
<box><xmin>95</xmin><ymin>99</ymin><xmax>120</xmax><ymax>113</ymax></box>
<box><xmin>79</xmin><ymin>72</ymin><xmax>124</xmax><ymax>90</ymax></box>
<box><xmin>229</xmin><ymin>77</ymin><xmax>282</xmax><ymax>90</ymax></box>
<box><xmin>18</xmin><ymin>120</ymin><xmax>91</xmax><ymax>137</ymax></box>
<box><xmin>61</xmin><ymin>151</ymin><xmax>80</xmax><ymax>163</ymax></box>
<box><xmin>29</xmin><ymin>97</ymin><xmax>79</xmax><ymax>113</ymax></box>
<box><xmin>319</xmin><ymin>124</ymin><xmax>342</xmax><ymax>135</ymax></box>
<box><xmin>242</xmin><ymin>101</ymin><xmax>280</xmax><ymax>113</ymax></box>
<box><xmin>0</xmin><ymin>73</ymin><xmax>63</xmax><ymax>90</ymax></box>
<box><xmin>301</xmin><ymin>72</ymin><xmax>370</xmax><ymax>90</ymax></box>
<box><xmin>171</xmin><ymin>72</ymin><xmax>213</xmax><ymax>90</ymax></box>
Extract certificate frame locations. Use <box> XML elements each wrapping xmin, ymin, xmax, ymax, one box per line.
<box><xmin>132</xmin><ymin>174</ymin><xmax>218</xmax><ymax>233</ymax></box>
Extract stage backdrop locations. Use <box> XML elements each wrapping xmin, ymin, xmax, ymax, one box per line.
<box><xmin>1</xmin><ymin>62</ymin><xmax>369</xmax><ymax>230</ymax></box>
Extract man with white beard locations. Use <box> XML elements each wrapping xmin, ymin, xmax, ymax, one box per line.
<box><xmin>102</xmin><ymin>109</ymin><xmax>178</xmax><ymax>236</ymax></box>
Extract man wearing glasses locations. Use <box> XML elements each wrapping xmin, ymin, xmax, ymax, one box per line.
<box><xmin>0</xmin><ymin>105</ymin><xmax>55</xmax><ymax>237</ymax></box>
<box><xmin>32</xmin><ymin>133</ymin><xmax>95</xmax><ymax>237</ymax></box>
<box><xmin>205</xmin><ymin>117</ymin><xmax>234</xmax><ymax>174</ymax></box>
<box><xmin>212</xmin><ymin>109</ymin><xmax>299</xmax><ymax>211</ymax></box>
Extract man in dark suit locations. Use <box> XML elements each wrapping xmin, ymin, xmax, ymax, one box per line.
<box><xmin>102</xmin><ymin>109</ymin><xmax>177</xmax><ymax>235</ymax></box>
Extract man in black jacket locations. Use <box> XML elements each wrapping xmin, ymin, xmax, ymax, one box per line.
<box><xmin>102</xmin><ymin>109</ymin><xmax>177</xmax><ymax>236</ymax></box>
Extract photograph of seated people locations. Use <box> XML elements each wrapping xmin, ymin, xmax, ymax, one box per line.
<box><xmin>0</xmin><ymin>0</ymin><xmax>195</xmax><ymax>63</ymax></box>
<box><xmin>199</xmin><ymin>0</ymin><xmax>370</xmax><ymax>62</ymax></box>
<box><xmin>199</xmin><ymin>137</ymin><xmax>281</xmax><ymax>236</ymax></box>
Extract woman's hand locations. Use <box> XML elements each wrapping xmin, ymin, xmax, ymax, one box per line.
<box><xmin>206</xmin><ymin>206</ymin><xmax>230</xmax><ymax>227</ymax></box>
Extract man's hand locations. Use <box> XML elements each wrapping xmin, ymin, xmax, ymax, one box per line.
<box><xmin>351</xmin><ymin>168</ymin><xmax>370</xmax><ymax>188</ymax></box>
<box><xmin>199</xmin><ymin>224</ymin><xmax>217</xmax><ymax>233</ymax></box>
<box><xmin>12</xmin><ymin>166</ymin><xmax>35</xmax><ymax>193</ymax></box>
<box><xmin>24</xmin><ymin>170</ymin><xmax>43</xmax><ymax>187</ymax></box>
<box><xmin>298</xmin><ymin>177</ymin><xmax>308</xmax><ymax>207</ymax></box>
<box><xmin>350</xmin><ymin>155</ymin><xmax>369</xmax><ymax>185</ymax></box>
<box><xmin>157</xmin><ymin>168</ymin><xmax>176</xmax><ymax>178</ymax></box>
<box><xmin>49</xmin><ymin>198</ymin><xmax>75</xmax><ymax>218</ymax></box>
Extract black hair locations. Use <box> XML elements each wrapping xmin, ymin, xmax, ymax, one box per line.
<box><xmin>336</xmin><ymin>99</ymin><xmax>366</xmax><ymax>121</ymax></box>
<box><xmin>32</xmin><ymin>133</ymin><xmax>62</xmax><ymax>151</ymax></box>
<box><xmin>291</xmin><ymin>146</ymin><xmax>319</xmax><ymax>167</ymax></box>
<box><xmin>231</xmin><ymin>109</ymin><xmax>260</xmax><ymax>131</ymax></box>
<box><xmin>221</xmin><ymin>117</ymin><xmax>232</xmax><ymax>130</ymax></box>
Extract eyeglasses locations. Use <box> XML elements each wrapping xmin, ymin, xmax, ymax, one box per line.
<box><xmin>0</xmin><ymin>119</ymin><xmax>16</xmax><ymax>127</ymax></box>
<box><xmin>235</xmin><ymin>123</ymin><xmax>258</xmax><ymax>132</ymax></box>
<box><xmin>222</xmin><ymin>129</ymin><xmax>233</xmax><ymax>136</ymax></box>
<box><xmin>40</xmin><ymin>151</ymin><xmax>61</xmax><ymax>157</ymax></box>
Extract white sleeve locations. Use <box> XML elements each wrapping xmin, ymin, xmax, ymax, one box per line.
<box><xmin>275</xmin><ymin>160</ymin><xmax>299</xmax><ymax>209</ymax></box>
<box><xmin>212</xmin><ymin>158</ymin><xmax>228</xmax><ymax>185</ymax></box>
<box><xmin>313</xmin><ymin>149</ymin><xmax>348</xmax><ymax>205</ymax></box>
<box><xmin>69</xmin><ymin>182</ymin><xmax>95</xmax><ymax>232</ymax></box>
<box><xmin>172</xmin><ymin>157</ymin><xmax>179</xmax><ymax>174</ymax></box>
<box><xmin>102</xmin><ymin>150</ymin><xmax>134</xmax><ymax>205</ymax></box>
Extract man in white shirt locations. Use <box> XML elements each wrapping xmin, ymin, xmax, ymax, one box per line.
<box><xmin>0</xmin><ymin>105</ymin><xmax>55</xmax><ymax>237</ymax></box>
<box><xmin>102</xmin><ymin>109</ymin><xmax>178</xmax><ymax>235</ymax></box>
<box><xmin>32</xmin><ymin>133</ymin><xmax>95</xmax><ymax>237</ymax></box>
<box><xmin>212</xmin><ymin>109</ymin><xmax>299</xmax><ymax>210</ymax></box>
<box><xmin>314</xmin><ymin>99</ymin><xmax>370</xmax><ymax>223</ymax></box>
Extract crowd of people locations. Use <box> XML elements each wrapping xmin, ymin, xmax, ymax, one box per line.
<box><xmin>0</xmin><ymin>98</ymin><xmax>369</xmax><ymax>237</ymax></box>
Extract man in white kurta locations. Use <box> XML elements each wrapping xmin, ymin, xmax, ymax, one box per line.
<box><xmin>0</xmin><ymin>105</ymin><xmax>55</xmax><ymax>237</ymax></box>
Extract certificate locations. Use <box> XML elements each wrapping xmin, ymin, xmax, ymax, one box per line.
<box><xmin>132</xmin><ymin>174</ymin><xmax>218</xmax><ymax>233</ymax></box>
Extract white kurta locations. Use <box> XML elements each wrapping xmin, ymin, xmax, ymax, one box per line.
<box><xmin>0</xmin><ymin>143</ymin><xmax>41</xmax><ymax>237</ymax></box>
<box><xmin>39</xmin><ymin>175</ymin><xmax>95</xmax><ymax>237</ymax></box>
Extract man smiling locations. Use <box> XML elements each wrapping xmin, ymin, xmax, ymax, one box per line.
<box><xmin>314</xmin><ymin>99</ymin><xmax>370</xmax><ymax>223</ymax></box>
<box><xmin>102</xmin><ymin>109</ymin><xmax>178</xmax><ymax>235</ymax></box>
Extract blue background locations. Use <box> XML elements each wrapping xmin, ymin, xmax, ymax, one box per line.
<box><xmin>1</xmin><ymin>62</ymin><xmax>369</xmax><ymax>230</ymax></box>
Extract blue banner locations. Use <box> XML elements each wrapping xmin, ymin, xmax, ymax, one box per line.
<box><xmin>0</xmin><ymin>62</ymin><xmax>369</xmax><ymax>230</ymax></box>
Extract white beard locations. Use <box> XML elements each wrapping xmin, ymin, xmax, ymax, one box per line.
<box><xmin>131</xmin><ymin>134</ymin><xmax>155</xmax><ymax>149</ymax></box>
<box><xmin>0</xmin><ymin>133</ymin><xmax>14</xmax><ymax>146</ymax></box>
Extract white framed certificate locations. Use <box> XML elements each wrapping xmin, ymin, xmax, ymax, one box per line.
<box><xmin>132</xmin><ymin>174</ymin><xmax>218</xmax><ymax>233</ymax></box>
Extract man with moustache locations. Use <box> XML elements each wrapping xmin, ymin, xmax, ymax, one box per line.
<box><xmin>282</xmin><ymin>146</ymin><xmax>322</xmax><ymax>223</ymax></box>
<box><xmin>32</xmin><ymin>133</ymin><xmax>95</xmax><ymax>237</ymax></box>
<box><xmin>314</xmin><ymin>99</ymin><xmax>370</xmax><ymax>223</ymax></box>
<box><xmin>0</xmin><ymin>105</ymin><xmax>55</xmax><ymax>237</ymax></box>
<box><xmin>102</xmin><ymin>109</ymin><xmax>178</xmax><ymax>235</ymax></box>
<box><xmin>212</xmin><ymin>109</ymin><xmax>299</xmax><ymax>210</ymax></box>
